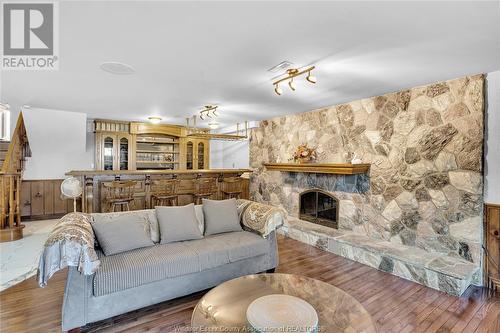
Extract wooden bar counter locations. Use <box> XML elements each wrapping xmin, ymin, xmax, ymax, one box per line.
<box><xmin>66</xmin><ymin>169</ymin><xmax>251</xmax><ymax>213</ymax></box>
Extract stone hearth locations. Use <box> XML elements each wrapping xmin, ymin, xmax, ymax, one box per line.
<box><xmin>281</xmin><ymin>217</ymin><xmax>480</xmax><ymax>296</ymax></box>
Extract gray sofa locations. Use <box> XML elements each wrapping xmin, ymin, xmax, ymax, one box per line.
<box><xmin>37</xmin><ymin>200</ymin><xmax>284</xmax><ymax>332</ymax></box>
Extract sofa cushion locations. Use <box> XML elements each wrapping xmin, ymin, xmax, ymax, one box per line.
<box><xmin>156</xmin><ymin>204</ymin><xmax>204</xmax><ymax>244</ymax></box>
<box><xmin>93</xmin><ymin>231</ymin><xmax>269</xmax><ymax>296</ymax></box>
<box><xmin>91</xmin><ymin>209</ymin><xmax>160</xmax><ymax>243</ymax></box>
<box><xmin>91</xmin><ymin>214</ymin><xmax>155</xmax><ymax>256</ymax></box>
<box><xmin>202</xmin><ymin>198</ymin><xmax>242</xmax><ymax>235</ymax></box>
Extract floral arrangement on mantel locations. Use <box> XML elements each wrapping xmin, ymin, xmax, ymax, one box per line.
<box><xmin>290</xmin><ymin>144</ymin><xmax>317</xmax><ymax>164</ymax></box>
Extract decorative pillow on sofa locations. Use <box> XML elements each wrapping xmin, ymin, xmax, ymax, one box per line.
<box><xmin>91</xmin><ymin>209</ymin><xmax>160</xmax><ymax>243</ymax></box>
<box><xmin>91</xmin><ymin>214</ymin><xmax>155</xmax><ymax>256</ymax></box>
<box><xmin>156</xmin><ymin>204</ymin><xmax>204</xmax><ymax>244</ymax></box>
<box><xmin>202</xmin><ymin>198</ymin><xmax>242</xmax><ymax>235</ymax></box>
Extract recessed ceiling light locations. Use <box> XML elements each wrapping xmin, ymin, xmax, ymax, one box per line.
<box><xmin>268</xmin><ymin>61</ymin><xmax>294</xmax><ymax>73</ymax></box>
<box><xmin>148</xmin><ymin>116</ymin><xmax>162</xmax><ymax>124</ymax></box>
<box><xmin>100</xmin><ymin>62</ymin><xmax>135</xmax><ymax>75</ymax></box>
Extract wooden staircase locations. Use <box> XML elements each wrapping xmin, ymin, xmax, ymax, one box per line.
<box><xmin>0</xmin><ymin>113</ymin><xmax>31</xmax><ymax>242</ymax></box>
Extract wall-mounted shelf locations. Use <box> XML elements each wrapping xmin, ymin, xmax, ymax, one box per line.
<box><xmin>263</xmin><ymin>163</ymin><xmax>370</xmax><ymax>175</ymax></box>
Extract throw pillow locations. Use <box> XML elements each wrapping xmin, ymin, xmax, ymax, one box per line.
<box><xmin>156</xmin><ymin>204</ymin><xmax>204</xmax><ymax>244</ymax></box>
<box><xmin>91</xmin><ymin>213</ymin><xmax>155</xmax><ymax>256</ymax></box>
<box><xmin>91</xmin><ymin>209</ymin><xmax>160</xmax><ymax>243</ymax></box>
<box><xmin>202</xmin><ymin>198</ymin><xmax>242</xmax><ymax>235</ymax></box>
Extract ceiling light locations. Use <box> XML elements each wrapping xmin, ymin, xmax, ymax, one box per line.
<box><xmin>100</xmin><ymin>62</ymin><xmax>135</xmax><ymax>75</ymax></box>
<box><xmin>199</xmin><ymin>105</ymin><xmax>218</xmax><ymax>120</ymax></box>
<box><xmin>272</xmin><ymin>66</ymin><xmax>316</xmax><ymax>95</ymax></box>
<box><xmin>306</xmin><ymin>71</ymin><xmax>317</xmax><ymax>84</ymax></box>
<box><xmin>208</xmin><ymin>121</ymin><xmax>220</xmax><ymax>130</ymax></box>
<box><xmin>148</xmin><ymin>116</ymin><xmax>162</xmax><ymax>124</ymax></box>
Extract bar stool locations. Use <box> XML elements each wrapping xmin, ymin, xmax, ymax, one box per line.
<box><xmin>193</xmin><ymin>178</ymin><xmax>217</xmax><ymax>204</ymax></box>
<box><xmin>102</xmin><ymin>180</ymin><xmax>137</xmax><ymax>212</ymax></box>
<box><xmin>151</xmin><ymin>179</ymin><xmax>180</xmax><ymax>207</ymax></box>
<box><xmin>221</xmin><ymin>177</ymin><xmax>243</xmax><ymax>199</ymax></box>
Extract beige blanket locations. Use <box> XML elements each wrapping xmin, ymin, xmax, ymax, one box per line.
<box><xmin>37</xmin><ymin>212</ymin><xmax>100</xmax><ymax>287</ymax></box>
<box><xmin>236</xmin><ymin>199</ymin><xmax>286</xmax><ymax>237</ymax></box>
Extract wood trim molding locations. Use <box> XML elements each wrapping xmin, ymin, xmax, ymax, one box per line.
<box><xmin>263</xmin><ymin>163</ymin><xmax>371</xmax><ymax>175</ymax></box>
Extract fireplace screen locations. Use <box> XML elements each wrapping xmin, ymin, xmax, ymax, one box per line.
<box><xmin>299</xmin><ymin>190</ymin><xmax>338</xmax><ymax>229</ymax></box>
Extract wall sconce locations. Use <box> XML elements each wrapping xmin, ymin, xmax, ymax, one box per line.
<box><xmin>273</xmin><ymin>66</ymin><xmax>316</xmax><ymax>96</ymax></box>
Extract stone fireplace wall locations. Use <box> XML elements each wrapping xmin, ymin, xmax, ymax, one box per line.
<box><xmin>250</xmin><ymin>75</ymin><xmax>484</xmax><ymax>265</ymax></box>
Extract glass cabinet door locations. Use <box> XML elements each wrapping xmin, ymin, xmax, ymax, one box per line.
<box><xmin>197</xmin><ymin>142</ymin><xmax>205</xmax><ymax>169</ymax></box>
<box><xmin>119</xmin><ymin>137</ymin><xmax>129</xmax><ymax>170</ymax></box>
<box><xmin>186</xmin><ymin>141</ymin><xmax>194</xmax><ymax>170</ymax></box>
<box><xmin>103</xmin><ymin>136</ymin><xmax>115</xmax><ymax>170</ymax></box>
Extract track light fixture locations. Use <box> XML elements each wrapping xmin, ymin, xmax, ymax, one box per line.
<box><xmin>306</xmin><ymin>70</ymin><xmax>317</xmax><ymax>84</ymax></box>
<box><xmin>199</xmin><ymin>105</ymin><xmax>218</xmax><ymax>120</ymax></box>
<box><xmin>272</xmin><ymin>66</ymin><xmax>316</xmax><ymax>95</ymax></box>
<box><xmin>274</xmin><ymin>84</ymin><xmax>283</xmax><ymax>95</ymax></box>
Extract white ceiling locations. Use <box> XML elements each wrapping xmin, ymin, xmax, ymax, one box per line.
<box><xmin>2</xmin><ymin>1</ymin><xmax>500</xmax><ymax>127</ymax></box>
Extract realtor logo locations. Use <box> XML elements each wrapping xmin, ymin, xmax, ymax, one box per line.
<box><xmin>2</xmin><ymin>2</ymin><xmax>59</xmax><ymax>70</ymax></box>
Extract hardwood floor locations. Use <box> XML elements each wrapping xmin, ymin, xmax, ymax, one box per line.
<box><xmin>1</xmin><ymin>235</ymin><xmax>499</xmax><ymax>333</ymax></box>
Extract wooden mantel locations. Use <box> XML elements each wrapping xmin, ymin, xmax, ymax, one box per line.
<box><xmin>263</xmin><ymin>163</ymin><xmax>370</xmax><ymax>175</ymax></box>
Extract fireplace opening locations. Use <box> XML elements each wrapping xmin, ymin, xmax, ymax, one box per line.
<box><xmin>299</xmin><ymin>189</ymin><xmax>338</xmax><ymax>229</ymax></box>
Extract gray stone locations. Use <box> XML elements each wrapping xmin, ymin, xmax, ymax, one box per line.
<box><xmin>431</xmin><ymin>217</ymin><xmax>449</xmax><ymax>235</ymax></box>
<box><xmin>400</xmin><ymin>229</ymin><xmax>417</xmax><ymax>246</ymax></box>
<box><xmin>405</xmin><ymin>147</ymin><xmax>421</xmax><ymax>164</ymax></box>
<box><xmin>458</xmin><ymin>242</ymin><xmax>473</xmax><ymax>262</ymax></box>
<box><xmin>425</xmin><ymin>108</ymin><xmax>443</xmax><ymax>127</ymax></box>
<box><xmin>426</xmin><ymin>82</ymin><xmax>450</xmax><ymax>98</ymax></box>
<box><xmin>428</xmin><ymin>189</ymin><xmax>449</xmax><ymax>209</ymax></box>
<box><xmin>455</xmin><ymin>137</ymin><xmax>482</xmax><ymax>172</ymax></box>
<box><xmin>400</xmin><ymin>178</ymin><xmax>421</xmax><ymax>191</ymax></box>
<box><xmin>378</xmin><ymin>116</ymin><xmax>394</xmax><ymax>142</ymax></box>
<box><xmin>337</xmin><ymin>104</ymin><xmax>354</xmax><ymax>128</ymax></box>
<box><xmin>375</xmin><ymin>143</ymin><xmax>391</xmax><ymax>156</ymax></box>
<box><xmin>382</xmin><ymin>200</ymin><xmax>403</xmax><ymax>222</ymax></box>
<box><xmin>395</xmin><ymin>191</ymin><xmax>419</xmax><ymax>210</ymax></box>
<box><xmin>415</xmin><ymin>188</ymin><xmax>431</xmax><ymax>201</ymax></box>
<box><xmin>459</xmin><ymin>192</ymin><xmax>482</xmax><ymax>216</ymax></box>
<box><xmin>383</xmin><ymin>101</ymin><xmax>400</xmax><ymax>118</ymax></box>
<box><xmin>401</xmin><ymin>211</ymin><xmax>420</xmax><ymax>230</ymax></box>
<box><xmin>434</xmin><ymin>151</ymin><xmax>457</xmax><ymax>172</ymax></box>
<box><xmin>449</xmin><ymin>171</ymin><xmax>482</xmax><ymax>194</ymax></box>
<box><xmin>424</xmin><ymin>173</ymin><xmax>449</xmax><ymax>190</ymax></box>
<box><xmin>374</xmin><ymin>96</ymin><xmax>388</xmax><ymax>110</ymax></box>
<box><xmin>444</xmin><ymin>102</ymin><xmax>470</xmax><ymax>121</ymax></box>
<box><xmin>418</xmin><ymin>124</ymin><xmax>458</xmax><ymax>160</ymax></box>
<box><xmin>384</xmin><ymin>185</ymin><xmax>404</xmax><ymax>202</ymax></box>
<box><xmin>379</xmin><ymin>257</ymin><xmax>395</xmax><ymax>272</ymax></box>
<box><xmin>396</xmin><ymin>90</ymin><xmax>411</xmax><ymax>111</ymax></box>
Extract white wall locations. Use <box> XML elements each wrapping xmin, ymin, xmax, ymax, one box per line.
<box><xmin>22</xmin><ymin>108</ymin><xmax>94</xmax><ymax>180</ymax></box>
<box><xmin>485</xmin><ymin>70</ymin><xmax>500</xmax><ymax>204</ymax></box>
<box><xmin>209</xmin><ymin>140</ymin><xmax>224</xmax><ymax>168</ymax></box>
<box><xmin>221</xmin><ymin>139</ymin><xmax>249</xmax><ymax>169</ymax></box>
<box><xmin>210</xmin><ymin>139</ymin><xmax>249</xmax><ymax>169</ymax></box>
<box><xmin>209</xmin><ymin>123</ymin><xmax>255</xmax><ymax>169</ymax></box>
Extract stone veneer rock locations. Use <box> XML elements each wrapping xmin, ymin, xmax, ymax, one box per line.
<box><xmin>250</xmin><ymin>75</ymin><xmax>484</xmax><ymax>276</ymax></box>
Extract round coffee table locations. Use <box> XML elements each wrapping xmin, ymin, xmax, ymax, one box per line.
<box><xmin>191</xmin><ymin>273</ymin><xmax>377</xmax><ymax>333</ymax></box>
